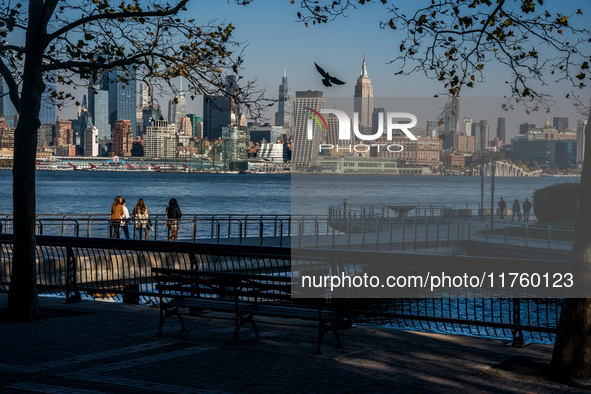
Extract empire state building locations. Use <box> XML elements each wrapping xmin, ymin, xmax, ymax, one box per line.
<box><xmin>354</xmin><ymin>51</ymin><xmax>374</xmax><ymax>130</ymax></box>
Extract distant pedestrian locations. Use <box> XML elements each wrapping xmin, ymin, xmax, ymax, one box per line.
<box><xmin>523</xmin><ymin>198</ymin><xmax>532</xmax><ymax>222</ymax></box>
<box><xmin>498</xmin><ymin>197</ymin><xmax>507</xmax><ymax>220</ymax></box>
<box><xmin>133</xmin><ymin>198</ymin><xmax>154</xmax><ymax>240</ymax></box>
<box><xmin>166</xmin><ymin>198</ymin><xmax>182</xmax><ymax>241</ymax></box>
<box><xmin>110</xmin><ymin>196</ymin><xmax>123</xmax><ymax>238</ymax></box>
<box><xmin>512</xmin><ymin>199</ymin><xmax>521</xmax><ymax>222</ymax></box>
<box><xmin>120</xmin><ymin>199</ymin><xmax>130</xmax><ymax>239</ymax></box>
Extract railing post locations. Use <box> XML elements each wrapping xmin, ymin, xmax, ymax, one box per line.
<box><xmin>425</xmin><ymin>219</ymin><xmax>428</xmax><ymax>250</ymax></box>
<box><xmin>389</xmin><ymin>219</ymin><xmax>393</xmax><ymax>252</ymax></box>
<box><xmin>279</xmin><ymin>222</ymin><xmax>284</xmax><ymax>247</ymax></box>
<box><xmin>511</xmin><ymin>299</ymin><xmax>525</xmax><ymax>347</ymax></box>
<box><xmin>375</xmin><ymin>218</ymin><xmax>380</xmax><ymax>251</ymax></box>
<box><xmin>192</xmin><ymin>219</ymin><xmax>197</xmax><ymax>242</ymax></box>
<box><xmin>259</xmin><ymin>221</ymin><xmax>264</xmax><ymax>246</ymax></box>
<box><xmin>88</xmin><ymin>215</ymin><xmax>92</xmax><ymax>237</ymax></box>
<box><xmin>548</xmin><ymin>226</ymin><xmax>552</xmax><ymax>251</ymax></box>
<box><xmin>402</xmin><ymin>219</ymin><xmax>405</xmax><ymax>251</ymax></box>
<box><xmin>65</xmin><ymin>244</ymin><xmax>81</xmax><ymax>303</ymax></box>
<box><xmin>239</xmin><ymin>222</ymin><xmax>243</xmax><ymax>245</ymax></box>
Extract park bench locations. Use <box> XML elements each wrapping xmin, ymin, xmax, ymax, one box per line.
<box><xmin>152</xmin><ymin>267</ymin><xmax>342</xmax><ymax>354</ymax></box>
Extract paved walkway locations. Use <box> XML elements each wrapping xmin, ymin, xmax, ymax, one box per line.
<box><xmin>0</xmin><ymin>294</ymin><xmax>587</xmax><ymax>394</ymax></box>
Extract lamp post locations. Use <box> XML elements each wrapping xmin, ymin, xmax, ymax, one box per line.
<box><xmin>480</xmin><ymin>165</ymin><xmax>484</xmax><ymax>220</ymax></box>
<box><xmin>490</xmin><ymin>162</ymin><xmax>496</xmax><ymax>229</ymax></box>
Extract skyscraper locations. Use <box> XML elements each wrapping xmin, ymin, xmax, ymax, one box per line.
<box><xmin>226</xmin><ymin>75</ymin><xmax>242</xmax><ymax>122</ymax></box>
<box><xmin>276</xmin><ymin>70</ymin><xmax>292</xmax><ymax>133</ymax></box>
<box><xmin>88</xmin><ymin>85</ymin><xmax>110</xmax><ymax>144</ymax></box>
<box><xmin>40</xmin><ymin>70</ymin><xmax>57</xmax><ymax>124</ymax></box>
<box><xmin>168</xmin><ymin>77</ymin><xmax>187</xmax><ymax>125</ymax></box>
<box><xmin>553</xmin><ymin>117</ymin><xmax>569</xmax><ymax>132</ymax></box>
<box><xmin>144</xmin><ymin>119</ymin><xmax>176</xmax><ymax>158</ymax></box>
<box><xmin>354</xmin><ymin>51</ymin><xmax>374</xmax><ymax>130</ymax></box>
<box><xmin>84</xmin><ymin>126</ymin><xmax>99</xmax><ymax>157</ymax></box>
<box><xmin>519</xmin><ymin>122</ymin><xmax>536</xmax><ymax>134</ymax></box>
<box><xmin>479</xmin><ymin>120</ymin><xmax>489</xmax><ymax>150</ymax></box>
<box><xmin>443</xmin><ymin>96</ymin><xmax>460</xmax><ymax>150</ymax></box>
<box><xmin>291</xmin><ymin>90</ymin><xmax>325</xmax><ymax>171</ymax></box>
<box><xmin>203</xmin><ymin>96</ymin><xmax>232</xmax><ymax>140</ymax></box>
<box><xmin>577</xmin><ymin>119</ymin><xmax>587</xmax><ymax>165</ymax></box>
<box><xmin>168</xmin><ymin>93</ymin><xmax>187</xmax><ymax>125</ymax></box>
<box><xmin>112</xmin><ymin>120</ymin><xmax>133</xmax><ymax>157</ymax></box>
<box><xmin>496</xmin><ymin>117</ymin><xmax>506</xmax><ymax>144</ymax></box>
<box><xmin>1</xmin><ymin>77</ymin><xmax>17</xmax><ymax>127</ymax></box>
<box><xmin>106</xmin><ymin>67</ymin><xmax>137</xmax><ymax>137</ymax></box>
<box><xmin>186</xmin><ymin>114</ymin><xmax>204</xmax><ymax>137</ymax></box>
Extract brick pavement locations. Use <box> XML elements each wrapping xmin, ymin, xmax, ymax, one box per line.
<box><xmin>0</xmin><ymin>294</ymin><xmax>588</xmax><ymax>394</ymax></box>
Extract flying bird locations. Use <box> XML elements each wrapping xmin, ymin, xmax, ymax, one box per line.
<box><xmin>314</xmin><ymin>63</ymin><xmax>345</xmax><ymax>87</ymax></box>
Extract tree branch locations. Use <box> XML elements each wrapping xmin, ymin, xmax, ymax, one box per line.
<box><xmin>46</xmin><ymin>0</ymin><xmax>189</xmax><ymax>43</ymax></box>
<box><xmin>0</xmin><ymin>57</ymin><xmax>21</xmax><ymax>113</ymax></box>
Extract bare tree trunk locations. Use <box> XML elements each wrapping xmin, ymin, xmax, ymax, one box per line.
<box><xmin>551</xmin><ymin>106</ymin><xmax>591</xmax><ymax>377</ymax></box>
<box><xmin>4</xmin><ymin>2</ymin><xmax>45</xmax><ymax>320</ymax></box>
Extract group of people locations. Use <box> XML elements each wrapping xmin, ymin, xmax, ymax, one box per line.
<box><xmin>497</xmin><ymin>197</ymin><xmax>533</xmax><ymax>222</ymax></box>
<box><xmin>109</xmin><ymin>197</ymin><xmax>182</xmax><ymax>241</ymax></box>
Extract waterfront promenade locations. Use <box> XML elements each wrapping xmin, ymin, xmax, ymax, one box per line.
<box><xmin>0</xmin><ymin>293</ymin><xmax>588</xmax><ymax>394</ymax></box>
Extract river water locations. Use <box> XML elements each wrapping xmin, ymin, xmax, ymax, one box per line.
<box><xmin>0</xmin><ymin>170</ymin><xmax>580</xmax><ymax>215</ymax></box>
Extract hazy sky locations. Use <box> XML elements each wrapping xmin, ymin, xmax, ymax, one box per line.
<box><xmin>57</xmin><ymin>0</ymin><xmax>590</xmax><ymax>139</ymax></box>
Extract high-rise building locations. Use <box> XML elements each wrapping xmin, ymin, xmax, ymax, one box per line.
<box><xmin>553</xmin><ymin>117</ymin><xmax>569</xmax><ymax>132</ymax></box>
<box><xmin>203</xmin><ymin>96</ymin><xmax>232</xmax><ymax>140</ymax></box>
<box><xmin>168</xmin><ymin>93</ymin><xmax>187</xmax><ymax>125</ymax></box>
<box><xmin>84</xmin><ymin>126</ymin><xmax>99</xmax><ymax>157</ymax></box>
<box><xmin>291</xmin><ymin>90</ymin><xmax>325</xmax><ymax>171</ymax></box>
<box><xmin>577</xmin><ymin>119</ymin><xmax>587</xmax><ymax>165</ymax></box>
<box><xmin>471</xmin><ymin>122</ymin><xmax>481</xmax><ymax>151</ymax></box>
<box><xmin>40</xmin><ymin>70</ymin><xmax>57</xmax><ymax>124</ymax></box>
<box><xmin>496</xmin><ymin>117</ymin><xmax>506</xmax><ymax>144</ymax></box>
<box><xmin>1</xmin><ymin>77</ymin><xmax>18</xmax><ymax>128</ymax></box>
<box><xmin>144</xmin><ymin>119</ymin><xmax>176</xmax><ymax>158</ymax></box>
<box><xmin>479</xmin><ymin>120</ymin><xmax>489</xmax><ymax>150</ymax></box>
<box><xmin>38</xmin><ymin>123</ymin><xmax>54</xmax><ymax>147</ymax></box>
<box><xmin>276</xmin><ymin>70</ymin><xmax>292</xmax><ymax>134</ymax></box>
<box><xmin>453</xmin><ymin>133</ymin><xmax>475</xmax><ymax>152</ymax></box>
<box><xmin>54</xmin><ymin>117</ymin><xmax>73</xmax><ymax>147</ymax></box>
<box><xmin>443</xmin><ymin>96</ymin><xmax>460</xmax><ymax>149</ymax></box>
<box><xmin>520</xmin><ymin>122</ymin><xmax>536</xmax><ymax>134</ymax></box>
<box><xmin>426</xmin><ymin>120</ymin><xmax>438</xmax><ymax>138</ymax></box>
<box><xmin>186</xmin><ymin>114</ymin><xmax>203</xmax><ymax>138</ymax></box>
<box><xmin>226</xmin><ymin>75</ymin><xmax>242</xmax><ymax>123</ymax></box>
<box><xmin>179</xmin><ymin>116</ymin><xmax>192</xmax><ymax>135</ymax></box>
<box><xmin>88</xmin><ymin>85</ymin><xmax>110</xmax><ymax>144</ymax></box>
<box><xmin>106</xmin><ymin>67</ymin><xmax>137</xmax><ymax>137</ymax></box>
<box><xmin>353</xmin><ymin>51</ymin><xmax>374</xmax><ymax>130</ymax></box>
<box><xmin>221</xmin><ymin>126</ymin><xmax>250</xmax><ymax>171</ymax></box>
<box><xmin>112</xmin><ymin>120</ymin><xmax>133</xmax><ymax>156</ymax></box>
<box><xmin>462</xmin><ymin>117</ymin><xmax>473</xmax><ymax>136</ymax></box>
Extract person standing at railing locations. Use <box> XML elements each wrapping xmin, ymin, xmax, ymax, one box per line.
<box><xmin>120</xmin><ymin>199</ymin><xmax>130</xmax><ymax>239</ymax></box>
<box><xmin>498</xmin><ymin>197</ymin><xmax>507</xmax><ymax>220</ymax></box>
<box><xmin>110</xmin><ymin>196</ymin><xmax>123</xmax><ymax>238</ymax></box>
<box><xmin>512</xmin><ymin>199</ymin><xmax>521</xmax><ymax>222</ymax></box>
<box><xmin>133</xmin><ymin>198</ymin><xmax>153</xmax><ymax>240</ymax></box>
<box><xmin>166</xmin><ymin>198</ymin><xmax>182</xmax><ymax>241</ymax></box>
<box><xmin>522</xmin><ymin>198</ymin><xmax>532</xmax><ymax>222</ymax></box>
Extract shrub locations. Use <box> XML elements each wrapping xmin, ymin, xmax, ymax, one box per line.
<box><xmin>532</xmin><ymin>182</ymin><xmax>580</xmax><ymax>223</ymax></box>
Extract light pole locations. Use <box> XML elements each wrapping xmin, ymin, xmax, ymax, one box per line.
<box><xmin>490</xmin><ymin>162</ymin><xmax>496</xmax><ymax>229</ymax></box>
<box><xmin>480</xmin><ymin>165</ymin><xmax>484</xmax><ymax>220</ymax></box>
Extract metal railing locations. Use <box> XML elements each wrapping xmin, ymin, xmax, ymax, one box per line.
<box><xmin>0</xmin><ymin>212</ymin><xmax>574</xmax><ymax>254</ymax></box>
<box><xmin>0</xmin><ymin>234</ymin><xmax>561</xmax><ymax>344</ymax></box>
